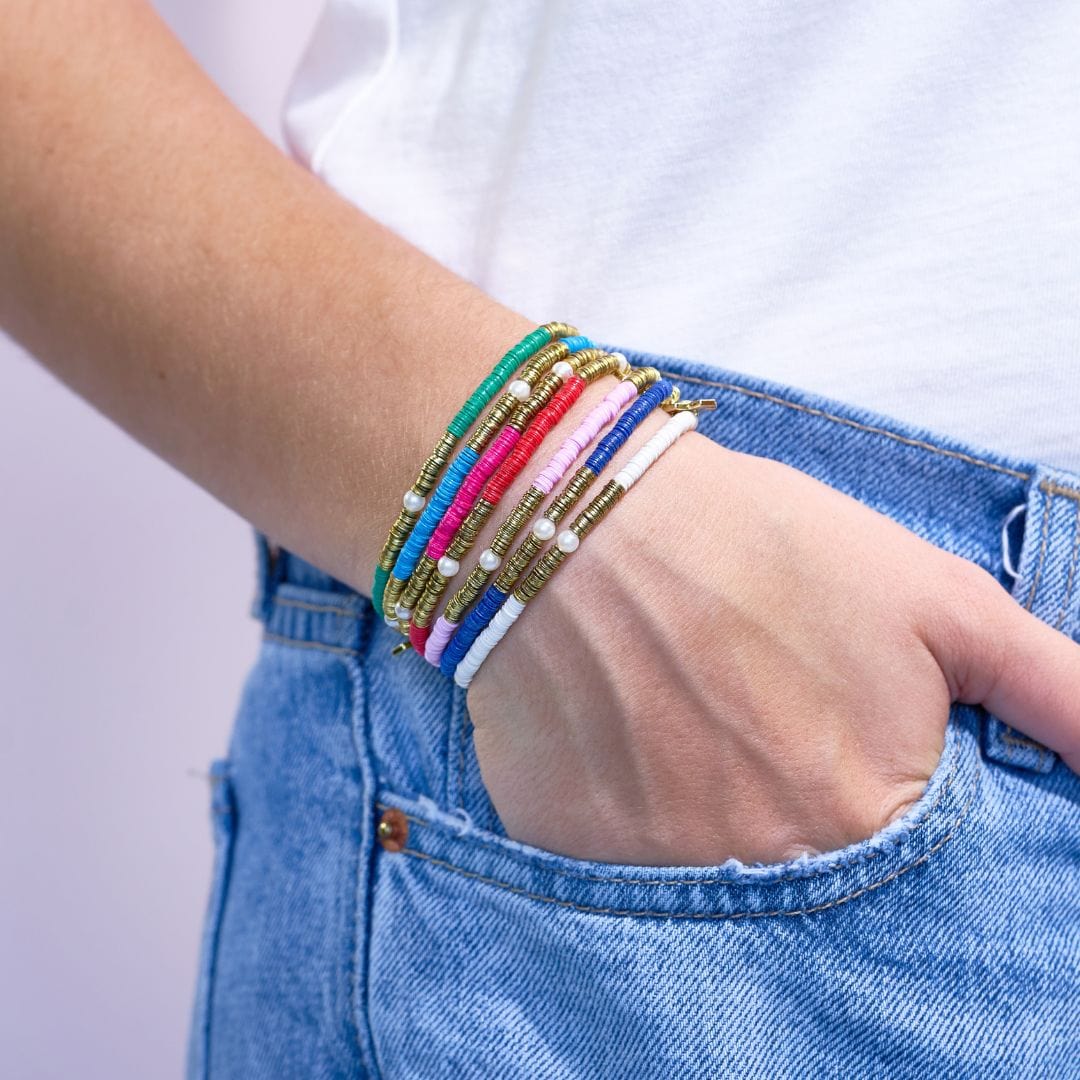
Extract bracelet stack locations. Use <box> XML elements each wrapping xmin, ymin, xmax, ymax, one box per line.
<box><xmin>423</xmin><ymin>363</ymin><xmax>660</xmax><ymax>668</ymax></box>
<box><xmin>434</xmin><ymin>372</ymin><xmax>674</xmax><ymax>675</ymax></box>
<box><xmin>408</xmin><ymin>347</ymin><xmax>626</xmax><ymax>656</ymax></box>
<box><xmin>372</xmin><ymin>322</ymin><xmax>715</xmax><ymax>686</ymax></box>
<box><xmin>372</xmin><ymin>321</ymin><xmax>579</xmax><ymax>617</ymax></box>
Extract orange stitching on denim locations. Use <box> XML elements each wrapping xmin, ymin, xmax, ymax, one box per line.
<box><xmin>1053</xmin><ymin>502</ymin><xmax>1080</xmax><ymax>632</ymax></box>
<box><xmin>1001</xmin><ymin>731</ymin><xmax>1048</xmax><ymax>752</ymax></box>
<box><xmin>262</xmin><ymin>631</ymin><xmax>361</xmax><ymax>658</ymax></box>
<box><xmin>660</xmin><ymin>370</ymin><xmax>1031</xmax><ymax>481</ymax></box>
<box><xmin>375</xmin><ymin>734</ymin><xmax>963</xmax><ymax>889</ymax></box>
<box><xmin>390</xmin><ymin>753</ymin><xmax>977</xmax><ymax>920</ymax></box>
<box><xmin>1001</xmin><ymin>729</ymin><xmax>1049</xmax><ymax>772</ymax></box>
<box><xmin>1040</xmin><ymin>479</ymin><xmax>1080</xmax><ymax>503</ymax></box>
<box><xmin>273</xmin><ymin>595</ymin><xmax>362</xmax><ymax>618</ymax></box>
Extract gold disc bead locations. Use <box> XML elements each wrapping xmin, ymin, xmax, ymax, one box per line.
<box><xmin>413</xmin><ymin>500</ymin><xmax>495</xmax><ymax>622</ymax></box>
<box><xmin>622</xmin><ymin>366</ymin><xmax>663</xmax><ymax>392</ymax></box>
<box><xmin>397</xmin><ymin>554</ymin><xmax>437</xmax><ymax>619</ymax></box>
<box><xmin>381</xmin><ymin>574</ymin><xmax>408</xmax><ymax>624</ymax></box>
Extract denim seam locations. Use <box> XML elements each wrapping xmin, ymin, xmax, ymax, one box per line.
<box><xmin>250</xmin><ymin>627</ymin><xmax>384</xmax><ymax>1072</ymax></box>
<box><xmin>262</xmin><ymin>631</ymin><xmax>360</xmax><ymax>657</ymax></box>
<box><xmin>372</xmin><ymin>730</ymin><xmax>963</xmax><ymax>889</ymax></box>
<box><xmin>272</xmin><ymin>595</ymin><xmax>363</xmax><ymax>617</ymax></box>
<box><xmin>196</xmin><ymin>768</ymin><xmax>236</xmax><ymax>1079</ymax></box>
<box><xmin>346</xmin><ymin>646</ymin><xmax>386</xmax><ymax>1080</ymax></box>
<box><xmin>312</xmin><ymin>653</ymin><xmax>367</xmax><ymax>1080</ymax></box>
<box><xmin>256</xmin><ymin>645</ymin><xmax>373</xmax><ymax>1077</ymax></box>
<box><xmin>659</xmin><ymin>370</ymin><xmax>1031</xmax><ymax>481</ymax></box>
<box><xmin>386</xmin><ymin>750</ymin><xmax>976</xmax><ymax>920</ymax></box>
<box><xmin>1001</xmin><ymin>731</ymin><xmax>1047</xmax><ymax>770</ymax></box>
<box><xmin>1040</xmin><ymin>479</ymin><xmax>1080</xmax><ymax>502</ymax></box>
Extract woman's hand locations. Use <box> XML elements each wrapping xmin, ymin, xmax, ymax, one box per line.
<box><xmin>464</xmin><ymin>423</ymin><xmax>1080</xmax><ymax>866</ymax></box>
<box><xmin>4</xmin><ymin>2</ymin><xmax>1074</xmax><ymax>872</ymax></box>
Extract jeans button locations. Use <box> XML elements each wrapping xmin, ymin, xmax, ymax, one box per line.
<box><xmin>376</xmin><ymin>807</ymin><xmax>409</xmax><ymax>852</ymax></box>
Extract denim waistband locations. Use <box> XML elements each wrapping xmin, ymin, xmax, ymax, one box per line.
<box><xmin>251</xmin><ymin>342</ymin><xmax>1080</xmax><ymax>771</ymax></box>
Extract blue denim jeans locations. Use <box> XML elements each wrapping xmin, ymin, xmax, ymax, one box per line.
<box><xmin>186</xmin><ymin>344</ymin><xmax>1080</xmax><ymax>1079</ymax></box>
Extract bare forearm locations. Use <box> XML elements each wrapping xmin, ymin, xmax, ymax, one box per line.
<box><xmin>0</xmin><ymin>0</ymin><xmax>533</xmax><ymax>588</ymax></box>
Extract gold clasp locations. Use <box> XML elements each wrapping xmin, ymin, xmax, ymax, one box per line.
<box><xmin>661</xmin><ymin>392</ymin><xmax>717</xmax><ymax>414</ymax></box>
<box><xmin>391</xmin><ymin>640</ymin><xmax>413</xmax><ymax>656</ymax></box>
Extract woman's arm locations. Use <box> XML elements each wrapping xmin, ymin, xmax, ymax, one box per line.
<box><xmin>3</xmin><ymin>1</ymin><xmax>1077</xmax><ymax>866</ymax></box>
<box><xmin>0</xmin><ymin>0</ymin><xmax>535</xmax><ymax>584</ymax></box>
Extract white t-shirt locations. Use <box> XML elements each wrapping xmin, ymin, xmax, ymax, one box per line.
<box><xmin>282</xmin><ymin>1</ymin><xmax>1080</xmax><ymax>471</ymax></box>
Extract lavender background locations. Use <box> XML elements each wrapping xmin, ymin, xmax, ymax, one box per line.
<box><xmin>0</xmin><ymin>2</ymin><xmax>324</xmax><ymax>1076</ymax></box>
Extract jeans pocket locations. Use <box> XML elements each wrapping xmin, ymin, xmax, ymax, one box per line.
<box><xmin>185</xmin><ymin>759</ymin><xmax>236</xmax><ymax>1080</ymax></box>
<box><xmin>367</xmin><ymin>705</ymin><xmax>981</xmax><ymax>1076</ymax></box>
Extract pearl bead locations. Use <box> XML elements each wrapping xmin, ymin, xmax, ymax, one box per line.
<box><xmin>403</xmin><ymin>490</ymin><xmax>426</xmax><ymax>513</ymax></box>
<box><xmin>557</xmin><ymin>530</ymin><xmax>580</xmax><ymax>553</ymax></box>
<box><xmin>479</xmin><ymin>548</ymin><xmax>500</xmax><ymax>572</ymax></box>
<box><xmin>508</xmin><ymin>379</ymin><xmax>531</xmax><ymax>400</ymax></box>
<box><xmin>611</xmin><ymin>352</ymin><xmax>630</xmax><ymax>374</ymax></box>
<box><xmin>384</xmin><ymin>614</ymin><xmax>399</xmax><ymax>627</ymax></box>
<box><xmin>438</xmin><ymin>556</ymin><xmax>460</xmax><ymax>578</ymax></box>
<box><xmin>552</xmin><ymin>360</ymin><xmax>574</xmax><ymax>380</ymax></box>
<box><xmin>395</xmin><ymin>602</ymin><xmax>413</xmax><ymax>620</ymax></box>
<box><xmin>532</xmin><ymin>518</ymin><xmax>556</xmax><ymax>541</ymax></box>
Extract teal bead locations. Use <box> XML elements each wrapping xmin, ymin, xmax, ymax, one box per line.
<box><xmin>447</xmin><ymin>412</ymin><xmax>471</xmax><ymax>439</ymax></box>
<box><xmin>372</xmin><ymin>564</ymin><xmax>390</xmax><ymax>613</ymax></box>
<box><xmin>374</xmin><ymin>324</ymin><xmax>567</xmax><ymax>612</ymax></box>
<box><xmin>495</xmin><ymin>353</ymin><xmax>524</xmax><ymax>378</ymax></box>
<box><xmin>524</xmin><ymin>326</ymin><xmax>553</xmax><ymax>351</ymax></box>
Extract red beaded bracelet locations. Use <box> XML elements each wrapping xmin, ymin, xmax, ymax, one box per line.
<box><xmin>407</xmin><ymin>348</ymin><xmax>625</xmax><ymax>654</ymax></box>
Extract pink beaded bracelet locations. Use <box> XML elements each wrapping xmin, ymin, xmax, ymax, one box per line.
<box><xmin>423</xmin><ymin>358</ymin><xmax>660</xmax><ymax>667</ymax></box>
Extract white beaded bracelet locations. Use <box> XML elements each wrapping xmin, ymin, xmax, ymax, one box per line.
<box><xmin>453</xmin><ymin>403</ymin><xmax>711</xmax><ymax>689</ymax></box>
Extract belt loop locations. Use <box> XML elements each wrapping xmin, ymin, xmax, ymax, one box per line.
<box><xmin>984</xmin><ymin>466</ymin><xmax>1080</xmax><ymax>772</ymax></box>
<box><xmin>252</xmin><ymin>532</ymin><xmax>284</xmax><ymax>625</ymax></box>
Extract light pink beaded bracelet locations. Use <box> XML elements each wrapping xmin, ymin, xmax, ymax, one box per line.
<box><xmin>424</xmin><ymin>356</ymin><xmax>653</xmax><ymax>667</ymax></box>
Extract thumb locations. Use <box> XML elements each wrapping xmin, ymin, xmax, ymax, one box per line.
<box><xmin>924</xmin><ymin>559</ymin><xmax>1080</xmax><ymax>774</ymax></box>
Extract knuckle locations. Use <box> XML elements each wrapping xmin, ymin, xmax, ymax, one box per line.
<box><xmin>945</xmin><ymin>551</ymin><xmax>997</xmax><ymax>601</ymax></box>
<box><xmin>936</xmin><ymin>553</ymin><xmax>1006</xmax><ymax>631</ymax></box>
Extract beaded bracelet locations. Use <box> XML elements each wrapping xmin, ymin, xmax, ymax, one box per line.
<box><xmin>437</xmin><ymin>374</ymin><xmax>683</xmax><ymax>679</ymax></box>
<box><xmin>377</xmin><ymin>326</ymin><xmax>588</xmax><ymax>624</ymax></box>
<box><xmin>450</xmin><ymin>401</ymin><xmax>714</xmax><ymax>689</ymax></box>
<box><xmin>424</xmin><ymin>364</ymin><xmax>661</xmax><ymax>668</ymax></box>
<box><xmin>381</xmin><ymin>331</ymin><xmax>590</xmax><ymax>624</ymax></box>
<box><xmin>407</xmin><ymin>348</ymin><xmax>629</xmax><ymax>655</ymax></box>
<box><xmin>436</xmin><ymin>374</ymin><xmax>676</xmax><ymax>676</ymax></box>
<box><xmin>388</xmin><ymin>340</ymin><xmax>596</xmax><ymax>626</ymax></box>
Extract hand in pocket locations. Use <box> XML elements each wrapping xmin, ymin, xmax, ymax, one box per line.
<box><xmin>465</xmin><ymin>429</ymin><xmax>1080</xmax><ymax>866</ymax></box>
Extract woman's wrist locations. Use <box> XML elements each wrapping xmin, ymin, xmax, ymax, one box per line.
<box><xmin>0</xmin><ymin>0</ymin><xmax>550</xmax><ymax>602</ymax></box>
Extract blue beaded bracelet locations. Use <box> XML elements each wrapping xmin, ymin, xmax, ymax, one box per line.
<box><xmin>439</xmin><ymin>376</ymin><xmax>675</xmax><ymax>678</ymax></box>
<box><xmin>381</xmin><ymin>335</ymin><xmax>596</xmax><ymax>624</ymax></box>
